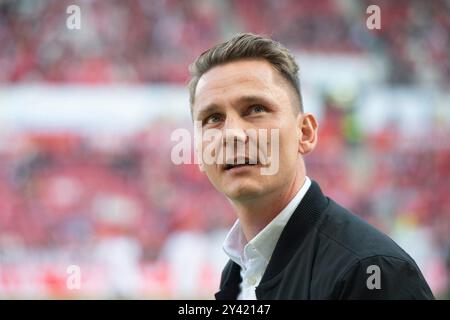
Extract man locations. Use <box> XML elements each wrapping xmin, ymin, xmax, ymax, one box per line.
<box><xmin>187</xmin><ymin>33</ymin><xmax>434</xmax><ymax>299</ymax></box>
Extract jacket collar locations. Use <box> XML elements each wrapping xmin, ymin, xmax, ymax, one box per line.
<box><xmin>215</xmin><ymin>180</ymin><xmax>329</xmax><ymax>299</ymax></box>
<box><xmin>214</xmin><ymin>260</ymin><xmax>241</xmax><ymax>300</ymax></box>
<box><xmin>222</xmin><ymin>177</ymin><xmax>312</xmax><ymax>268</ymax></box>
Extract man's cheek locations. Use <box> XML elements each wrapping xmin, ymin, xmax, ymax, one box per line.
<box><xmin>261</xmin><ymin>129</ymin><xmax>280</xmax><ymax>176</ymax></box>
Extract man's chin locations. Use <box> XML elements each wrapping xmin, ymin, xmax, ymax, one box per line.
<box><xmin>223</xmin><ymin>183</ymin><xmax>264</xmax><ymax>202</ymax></box>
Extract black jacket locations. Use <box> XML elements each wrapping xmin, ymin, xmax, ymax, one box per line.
<box><xmin>215</xmin><ymin>180</ymin><xmax>435</xmax><ymax>300</ymax></box>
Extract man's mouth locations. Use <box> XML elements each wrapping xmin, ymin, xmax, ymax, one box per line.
<box><xmin>223</xmin><ymin>158</ymin><xmax>259</xmax><ymax>171</ymax></box>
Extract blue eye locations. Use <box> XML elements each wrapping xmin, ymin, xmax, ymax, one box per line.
<box><xmin>205</xmin><ymin>113</ymin><xmax>222</xmax><ymax>124</ymax></box>
<box><xmin>250</xmin><ymin>105</ymin><xmax>266</xmax><ymax>114</ymax></box>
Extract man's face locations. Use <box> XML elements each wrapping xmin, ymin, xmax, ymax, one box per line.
<box><xmin>192</xmin><ymin>59</ymin><xmax>303</xmax><ymax>202</ymax></box>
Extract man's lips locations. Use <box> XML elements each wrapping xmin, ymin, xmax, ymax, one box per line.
<box><xmin>224</xmin><ymin>163</ymin><xmax>259</xmax><ymax>171</ymax></box>
<box><xmin>222</xmin><ymin>158</ymin><xmax>260</xmax><ymax>171</ymax></box>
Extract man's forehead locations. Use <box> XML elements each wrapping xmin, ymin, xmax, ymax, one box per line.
<box><xmin>193</xmin><ymin>60</ymin><xmax>283</xmax><ymax>113</ymax></box>
<box><xmin>196</xmin><ymin>59</ymin><xmax>276</xmax><ymax>94</ymax></box>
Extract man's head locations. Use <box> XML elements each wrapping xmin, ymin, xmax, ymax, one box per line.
<box><xmin>189</xmin><ymin>33</ymin><xmax>303</xmax><ymax>113</ymax></box>
<box><xmin>189</xmin><ymin>33</ymin><xmax>318</xmax><ymax>202</ymax></box>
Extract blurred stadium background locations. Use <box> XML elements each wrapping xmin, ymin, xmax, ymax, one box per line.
<box><xmin>0</xmin><ymin>0</ymin><xmax>449</xmax><ymax>299</ymax></box>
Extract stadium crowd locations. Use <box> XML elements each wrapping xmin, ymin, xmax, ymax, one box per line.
<box><xmin>0</xmin><ymin>0</ymin><xmax>449</xmax><ymax>86</ymax></box>
<box><xmin>0</xmin><ymin>0</ymin><xmax>449</xmax><ymax>298</ymax></box>
<box><xmin>0</xmin><ymin>101</ymin><xmax>448</xmax><ymax>297</ymax></box>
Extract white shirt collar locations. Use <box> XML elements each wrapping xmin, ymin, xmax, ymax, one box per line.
<box><xmin>223</xmin><ymin>176</ymin><xmax>312</xmax><ymax>269</ymax></box>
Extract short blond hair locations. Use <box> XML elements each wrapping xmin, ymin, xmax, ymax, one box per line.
<box><xmin>188</xmin><ymin>33</ymin><xmax>303</xmax><ymax>112</ymax></box>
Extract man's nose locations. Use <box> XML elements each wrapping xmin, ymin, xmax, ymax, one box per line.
<box><xmin>222</xmin><ymin>116</ymin><xmax>249</xmax><ymax>147</ymax></box>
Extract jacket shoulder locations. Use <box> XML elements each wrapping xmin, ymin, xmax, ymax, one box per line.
<box><xmin>311</xmin><ymin>199</ymin><xmax>434</xmax><ymax>299</ymax></box>
<box><xmin>317</xmin><ymin>198</ymin><xmax>414</xmax><ymax>262</ymax></box>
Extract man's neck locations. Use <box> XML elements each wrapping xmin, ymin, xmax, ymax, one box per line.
<box><xmin>229</xmin><ymin>169</ymin><xmax>306</xmax><ymax>242</ymax></box>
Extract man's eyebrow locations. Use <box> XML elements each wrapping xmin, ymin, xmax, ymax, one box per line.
<box><xmin>195</xmin><ymin>104</ymin><xmax>221</xmax><ymax>120</ymax></box>
<box><xmin>236</xmin><ymin>95</ymin><xmax>269</xmax><ymax>105</ymax></box>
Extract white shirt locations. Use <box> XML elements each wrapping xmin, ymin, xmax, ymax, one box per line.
<box><xmin>222</xmin><ymin>176</ymin><xmax>312</xmax><ymax>300</ymax></box>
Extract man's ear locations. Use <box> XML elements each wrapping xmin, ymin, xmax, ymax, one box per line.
<box><xmin>297</xmin><ymin>113</ymin><xmax>318</xmax><ymax>155</ymax></box>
